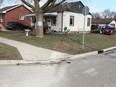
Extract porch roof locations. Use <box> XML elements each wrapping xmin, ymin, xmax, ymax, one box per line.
<box><xmin>25</xmin><ymin>12</ymin><xmax>57</xmax><ymax>17</ymax></box>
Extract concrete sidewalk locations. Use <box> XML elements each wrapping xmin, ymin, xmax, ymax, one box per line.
<box><xmin>0</xmin><ymin>37</ymin><xmax>72</xmax><ymax>61</ymax></box>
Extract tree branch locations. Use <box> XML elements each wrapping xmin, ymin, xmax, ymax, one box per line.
<box><xmin>21</xmin><ymin>0</ymin><xmax>35</xmax><ymax>11</ymax></box>
<box><xmin>55</xmin><ymin>0</ymin><xmax>66</xmax><ymax>7</ymax></box>
<box><xmin>44</xmin><ymin>0</ymin><xmax>66</xmax><ymax>12</ymax></box>
<box><xmin>41</xmin><ymin>0</ymin><xmax>54</xmax><ymax>10</ymax></box>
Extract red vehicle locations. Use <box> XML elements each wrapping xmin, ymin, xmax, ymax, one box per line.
<box><xmin>101</xmin><ymin>26</ymin><xmax>116</xmax><ymax>35</ymax></box>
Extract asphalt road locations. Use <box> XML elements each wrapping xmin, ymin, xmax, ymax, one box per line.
<box><xmin>0</xmin><ymin>49</ymin><xmax>116</xmax><ymax>87</ymax></box>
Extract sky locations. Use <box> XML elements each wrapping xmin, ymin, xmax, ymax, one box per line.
<box><xmin>1</xmin><ymin>0</ymin><xmax>116</xmax><ymax>13</ymax></box>
<box><xmin>81</xmin><ymin>0</ymin><xmax>116</xmax><ymax>12</ymax></box>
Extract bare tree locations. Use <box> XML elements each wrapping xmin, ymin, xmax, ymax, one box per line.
<box><xmin>102</xmin><ymin>9</ymin><xmax>115</xmax><ymax>18</ymax></box>
<box><xmin>0</xmin><ymin>0</ymin><xmax>3</xmax><ymax>3</ymax></box>
<box><xmin>92</xmin><ymin>12</ymin><xmax>101</xmax><ymax>19</ymax></box>
<box><xmin>0</xmin><ymin>0</ymin><xmax>3</xmax><ymax>6</ymax></box>
<box><xmin>109</xmin><ymin>11</ymin><xmax>115</xmax><ymax>18</ymax></box>
<box><xmin>18</xmin><ymin>0</ymin><xmax>66</xmax><ymax>38</ymax></box>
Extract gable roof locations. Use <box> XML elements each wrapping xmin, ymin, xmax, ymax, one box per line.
<box><xmin>0</xmin><ymin>4</ymin><xmax>32</xmax><ymax>13</ymax></box>
<box><xmin>92</xmin><ymin>18</ymin><xmax>115</xmax><ymax>24</ymax></box>
<box><xmin>48</xmin><ymin>1</ymin><xmax>85</xmax><ymax>13</ymax></box>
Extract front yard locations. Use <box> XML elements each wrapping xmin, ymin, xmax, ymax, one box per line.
<box><xmin>0</xmin><ymin>42</ymin><xmax>22</xmax><ymax>60</ymax></box>
<box><xmin>0</xmin><ymin>31</ymin><xmax>116</xmax><ymax>54</ymax></box>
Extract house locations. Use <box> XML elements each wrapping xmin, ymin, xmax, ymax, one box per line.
<box><xmin>26</xmin><ymin>1</ymin><xmax>92</xmax><ymax>33</ymax></box>
<box><xmin>0</xmin><ymin>4</ymin><xmax>32</xmax><ymax>29</ymax></box>
<box><xmin>92</xmin><ymin>18</ymin><xmax>116</xmax><ymax>28</ymax></box>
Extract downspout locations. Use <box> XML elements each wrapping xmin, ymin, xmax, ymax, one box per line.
<box><xmin>61</xmin><ymin>11</ymin><xmax>63</xmax><ymax>32</ymax></box>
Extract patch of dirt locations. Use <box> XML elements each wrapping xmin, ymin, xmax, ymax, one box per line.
<box><xmin>55</xmin><ymin>41</ymin><xmax>69</xmax><ymax>51</ymax></box>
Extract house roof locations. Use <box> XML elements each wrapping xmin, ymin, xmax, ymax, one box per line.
<box><xmin>92</xmin><ymin>18</ymin><xmax>115</xmax><ymax>24</ymax></box>
<box><xmin>0</xmin><ymin>4</ymin><xmax>32</xmax><ymax>13</ymax></box>
<box><xmin>48</xmin><ymin>1</ymin><xmax>85</xmax><ymax>13</ymax></box>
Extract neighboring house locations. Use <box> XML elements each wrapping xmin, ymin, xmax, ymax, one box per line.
<box><xmin>26</xmin><ymin>1</ymin><xmax>92</xmax><ymax>33</ymax></box>
<box><xmin>92</xmin><ymin>18</ymin><xmax>116</xmax><ymax>28</ymax></box>
<box><xmin>0</xmin><ymin>4</ymin><xmax>32</xmax><ymax>29</ymax></box>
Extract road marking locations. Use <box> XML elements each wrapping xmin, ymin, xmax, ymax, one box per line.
<box><xmin>83</xmin><ymin>68</ymin><xmax>98</xmax><ymax>76</ymax></box>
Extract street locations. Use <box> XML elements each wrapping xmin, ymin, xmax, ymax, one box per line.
<box><xmin>0</xmin><ymin>49</ymin><xmax>116</xmax><ymax>87</ymax></box>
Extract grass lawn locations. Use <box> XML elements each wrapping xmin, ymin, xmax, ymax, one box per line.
<box><xmin>0</xmin><ymin>42</ymin><xmax>22</xmax><ymax>60</ymax></box>
<box><xmin>0</xmin><ymin>31</ymin><xmax>116</xmax><ymax>54</ymax></box>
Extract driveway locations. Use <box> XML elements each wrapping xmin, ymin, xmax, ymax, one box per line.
<box><xmin>0</xmin><ymin>37</ymin><xmax>72</xmax><ymax>60</ymax></box>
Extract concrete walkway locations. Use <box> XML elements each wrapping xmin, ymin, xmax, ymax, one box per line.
<box><xmin>0</xmin><ymin>37</ymin><xmax>72</xmax><ymax>61</ymax></box>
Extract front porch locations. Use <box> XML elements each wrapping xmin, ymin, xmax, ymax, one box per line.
<box><xmin>25</xmin><ymin>12</ymin><xmax>63</xmax><ymax>34</ymax></box>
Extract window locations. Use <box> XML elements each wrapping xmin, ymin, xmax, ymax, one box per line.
<box><xmin>79</xmin><ymin>5</ymin><xmax>81</xmax><ymax>8</ymax></box>
<box><xmin>87</xmin><ymin>18</ymin><xmax>91</xmax><ymax>26</ymax></box>
<box><xmin>70</xmin><ymin>16</ymin><xmax>74</xmax><ymax>26</ymax></box>
<box><xmin>19</xmin><ymin>15</ymin><xmax>24</xmax><ymax>20</ymax></box>
<box><xmin>51</xmin><ymin>16</ymin><xmax>56</xmax><ymax>26</ymax></box>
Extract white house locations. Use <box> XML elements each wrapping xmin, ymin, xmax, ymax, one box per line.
<box><xmin>26</xmin><ymin>1</ymin><xmax>92</xmax><ymax>33</ymax></box>
<box><xmin>92</xmin><ymin>18</ymin><xmax>116</xmax><ymax>28</ymax></box>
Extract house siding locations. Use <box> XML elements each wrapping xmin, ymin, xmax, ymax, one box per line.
<box><xmin>50</xmin><ymin>11</ymin><xmax>92</xmax><ymax>32</ymax></box>
<box><xmin>1</xmin><ymin>5</ymin><xmax>32</xmax><ymax>28</ymax></box>
<box><xmin>109</xmin><ymin>20</ymin><xmax>116</xmax><ymax>27</ymax></box>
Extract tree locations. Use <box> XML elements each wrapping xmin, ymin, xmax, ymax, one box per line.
<box><xmin>102</xmin><ymin>9</ymin><xmax>116</xmax><ymax>18</ymax></box>
<box><xmin>92</xmin><ymin>12</ymin><xmax>101</xmax><ymax>19</ymax></box>
<box><xmin>0</xmin><ymin>0</ymin><xmax>3</xmax><ymax>6</ymax></box>
<box><xmin>20</xmin><ymin>0</ymin><xmax>66</xmax><ymax>38</ymax></box>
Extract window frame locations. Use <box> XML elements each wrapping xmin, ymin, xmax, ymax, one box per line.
<box><xmin>87</xmin><ymin>18</ymin><xmax>91</xmax><ymax>27</ymax></box>
<box><xmin>51</xmin><ymin>16</ymin><xmax>57</xmax><ymax>26</ymax></box>
<box><xmin>70</xmin><ymin>16</ymin><xmax>74</xmax><ymax>26</ymax></box>
<box><xmin>19</xmin><ymin>15</ymin><xmax>25</xmax><ymax>20</ymax></box>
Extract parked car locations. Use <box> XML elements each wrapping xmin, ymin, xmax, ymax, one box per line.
<box><xmin>7</xmin><ymin>22</ymin><xmax>31</xmax><ymax>30</ymax></box>
<box><xmin>101</xmin><ymin>26</ymin><xmax>116</xmax><ymax>35</ymax></box>
<box><xmin>91</xmin><ymin>25</ymin><xmax>100</xmax><ymax>33</ymax></box>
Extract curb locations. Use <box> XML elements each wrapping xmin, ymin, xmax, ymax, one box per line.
<box><xmin>69</xmin><ymin>46</ymin><xmax>116</xmax><ymax>60</ymax></box>
<box><xmin>0</xmin><ymin>46</ymin><xmax>116</xmax><ymax>65</ymax></box>
<box><xmin>0</xmin><ymin>58</ymin><xmax>69</xmax><ymax>65</ymax></box>
<box><xmin>102</xmin><ymin>46</ymin><xmax>116</xmax><ymax>52</ymax></box>
<box><xmin>70</xmin><ymin>51</ymin><xmax>98</xmax><ymax>60</ymax></box>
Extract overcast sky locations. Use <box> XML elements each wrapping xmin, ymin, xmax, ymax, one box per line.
<box><xmin>1</xmin><ymin>0</ymin><xmax>116</xmax><ymax>13</ymax></box>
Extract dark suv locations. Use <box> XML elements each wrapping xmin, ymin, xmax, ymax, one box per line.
<box><xmin>6</xmin><ymin>22</ymin><xmax>31</xmax><ymax>30</ymax></box>
<box><xmin>91</xmin><ymin>25</ymin><xmax>99</xmax><ymax>33</ymax></box>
